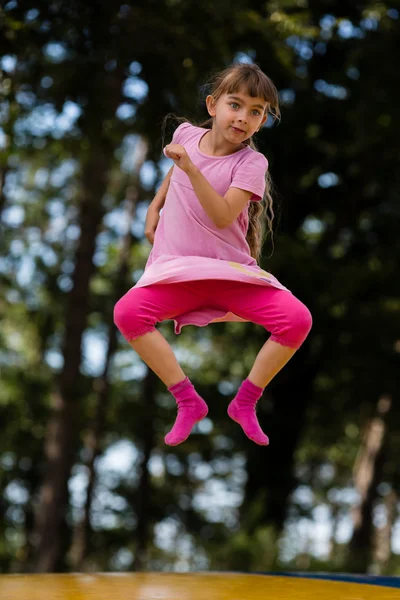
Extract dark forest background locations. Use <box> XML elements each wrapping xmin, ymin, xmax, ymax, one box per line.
<box><xmin>0</xmin><ymin>0</ymin><xmax>399</xmax><ymax>575</ymax></box>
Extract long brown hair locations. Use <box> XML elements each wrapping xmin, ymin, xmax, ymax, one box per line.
<box><xmin>162</xmin><ymin>63</ymin><xmax>280</xmax><ymax>261</ymax></box>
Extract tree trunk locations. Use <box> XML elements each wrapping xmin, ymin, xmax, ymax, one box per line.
<box><xmin>0</xmin><ymin>165</ymin><xmax>8</xmax><ymax>221</ymax></box>
<box><xmin>69</xmin><ymin>144</ymin><xmax>147</xmax><ymax>569</ymax></box>
<box><xmin>372</xmin><ymin>489</ymin><xmax>397</xmax><ymax>574</ymax></box>
<box><xmin>68</xmin><ymin>329</ymin><xmax>118</xmax><ymax>570</ymax></box>
<box><xmin>133</xmin><ymin>369</ymin><xmax>158</xmax><ymax>571</ymax></box>
<box><xmin>31</xmin><ymin>46</ymin><xmax>129</xmax><ymax>569</ymax></box>
<box><xmin>32</xmin><ymin>147</ymin><xmax>113</xmax><ymax>572</ymax></box>
<box><xmin>348</xmin><ymin>395</ymin><xmax>392</xmax><ymax>573</ymax></box>
<box><xmin>328</xmin><ymin>502</ymin><xmax>341</xmax><ymax>565</ymax></box>
<box><xmin>242</xmin><ymin>357</ymin><xmax>318</xmax><ymax>534</ymax></box>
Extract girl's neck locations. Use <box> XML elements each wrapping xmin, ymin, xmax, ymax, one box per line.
<box><xmin>200</xmin><ymin>127</ymin><xmax>245</xmax><ymax>157</ymax></box>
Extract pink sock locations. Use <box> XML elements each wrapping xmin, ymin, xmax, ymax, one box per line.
<box><xmin>165</xmin><ymin>377</ymin><xmax>208</xmax><ymax>446</ymax></box>
<box><xmin>227</xmin><ymin>378</ymin><xmax>269</xmax><ymax>446</ymax></box>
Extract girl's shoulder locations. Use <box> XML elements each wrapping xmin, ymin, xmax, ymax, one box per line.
<box><xmin>234</xmin><ymin>145</ymin><xmax>269</xmax><ymax>171</ymax></box>
<box><xmin>172</xmin><ymin>122</ymin><xmax>203</xmax><ymax>145</ymax></box>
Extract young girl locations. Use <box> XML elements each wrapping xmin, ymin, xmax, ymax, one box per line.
<box><xmin>114</xmin><ymin>63</ymin><xmax>312</xmax><ymax>447</ymax></box>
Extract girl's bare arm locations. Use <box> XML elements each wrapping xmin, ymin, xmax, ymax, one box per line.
<box><xmin>145</xmin><ymin>166</ymin><xmax>173</xmax><ymax>243</ymax></box>
<box><xmin>149</xmin><ymin>166</ymin><xmax>174</xmax><ymax>211</ymax></box>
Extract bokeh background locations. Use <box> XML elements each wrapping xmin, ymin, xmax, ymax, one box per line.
<box><xmin>1</xmin><ymin>0</ymin><xmax>399</xmax><ymax>576</ymax></box>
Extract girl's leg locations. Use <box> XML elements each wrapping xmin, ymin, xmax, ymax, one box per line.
<box><xmin>113</xmin><ymin>282</ymin><xmax>209</xmax><ymax>445</ymax></box>
<box><xmin>213</xmin><ymin>282</ymin><xmax>312</xmax><ymax>445</ymax></box>
<box><xmin>130</xmin><ymin>329</ymin><xmax>185</xmax><ymax>388</ymax></box>
<box><xmin>248</xmin><ymin>340</ymin><xmax>298</xmax><ymax>389</ymax></box>
<box><xmin>114</xmin><ymin>283</ymin><xmax>192</xmax><ymax>387</ymax></box>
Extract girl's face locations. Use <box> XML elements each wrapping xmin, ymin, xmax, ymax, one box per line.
<box><xmin>206</xmin><ymin>88</ymin><xmax>269</xmax><ymax>142</ymax></box>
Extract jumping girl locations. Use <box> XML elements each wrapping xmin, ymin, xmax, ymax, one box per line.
<box><xmin>114</xmin><ymin>63</ymin><xmax>312</xmax><ymax>447</ymax></box>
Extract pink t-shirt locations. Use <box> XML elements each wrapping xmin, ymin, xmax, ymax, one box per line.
<box><xmin>134</xmin><ymin>122</ymin><xmax>289</xmax><ymax>333</ymax></box>
<box><xmin>148</xmin><ymin>122</ymin><xmax>268</xmax><ymax>267</ymax></box>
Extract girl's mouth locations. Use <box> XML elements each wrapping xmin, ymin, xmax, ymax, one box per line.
<box><xmin>231</xmin><ymin>126</ymin><xmax>245</xmax><ymax>133</ymax></box>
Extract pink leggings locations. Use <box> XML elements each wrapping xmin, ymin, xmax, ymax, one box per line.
<box><xmin>114</xmin><ymin>280</ymin><xmax>312</xmax><ymax>349</ymax></box>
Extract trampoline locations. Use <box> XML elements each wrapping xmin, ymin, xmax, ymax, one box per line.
<box><xmin>1</xmin><ymin>572</ymin><xmax>400</xmax><ymax>599</ymax></box>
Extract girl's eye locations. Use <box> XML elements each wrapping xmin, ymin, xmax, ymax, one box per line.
<box><xmin>229</xmin><ymin>103</ymin><xmax>260</xmax><ymax>116</ymax></box>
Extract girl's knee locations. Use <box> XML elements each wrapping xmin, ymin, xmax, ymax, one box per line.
<box><xmin>288</xmin><ymin>300</ymin><xmax>312</xmax><ymax>346</ymax></box>
<box><xmin>269</xmin><ymin>295</ymin><xmax>312</xmax><ymax>348</ymax></box>
<box><xmin>113</xmin><ymin>294</ymin><xmax>133</xmax><ymax>334</ymax></box>
<box><xmin>295</xmin><ymin>302</ymin><xmax>313</xmax><ymax>334</ymax></box>
<box><xmin>114</xmin><ymin>290</ymin><xmax>151</xmax><ymax>340</ymax></box>
<box><xmin>113</xmin><ymin>297</ymin><xmax>124</xmax><ymax>325</ymax></box>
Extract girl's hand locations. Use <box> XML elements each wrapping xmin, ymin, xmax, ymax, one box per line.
<box><xmin>145</xmin><ymin>205</ymin><xmax>160</xmax><ymax>244</ymax></box>
<box><xmin>164</xmin><ymin>144</ymin><xmax>194</xmax><ymax>174</ymax></box>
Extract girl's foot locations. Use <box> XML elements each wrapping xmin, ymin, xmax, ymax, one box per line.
<box><xmin>165</xmin><ymin>377</ymin><xmax>209</xmax><ymax>446</ymax></box>
<box><xmin>227</xmin><ymin>379</ymin><xmax>269</xmax><ymax>446</ymax></box>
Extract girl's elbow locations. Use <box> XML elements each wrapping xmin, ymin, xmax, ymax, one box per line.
<box><xmin>214</xmin><ymin>215</ymin><xmax>233</xmax><ymax>229</ymax></box>
<box><xmin>215</xmin><ymin>221</ymin><xmax>227</xmax><ymax>230</ymax></box>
